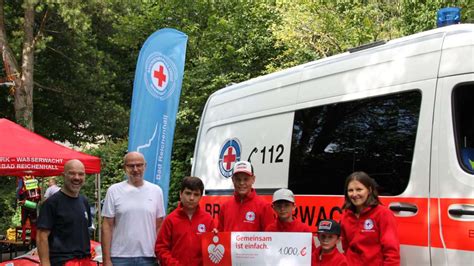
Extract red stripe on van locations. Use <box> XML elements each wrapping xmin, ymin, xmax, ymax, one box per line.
<box><xmin>430</xmin><ymin>198</ymin><xmax>474</xmax><ymax>251</ymax></box>
<box><xmin>379</xmin><ymin>197</ymin><xmax>429</xmax><ymax>247</ymax></box>
<box><xmin>200</xmin><ymin>195</ymin><xmax>474</xmax><ymax>251</ymax></box>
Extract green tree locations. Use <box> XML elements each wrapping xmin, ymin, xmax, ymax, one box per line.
<box><xmin>269</xmin><ymin>1</ymin><xmax>403</xmax><ymax>70</ymax></box>
<box><xmin>0</xmin><ymin>0</ymin><xmax>40</xmax><ymax>130</ymax></box>
<box><xmin>399</xmin><ymin>0</ymin><xmax>474</xmax><ymax>35</ymax></box>
<box><xmin>0</xmin><ymin>177</ymin><xmax>16</xmax><ymax>234</ymax></box>
<box><xmin>270</xmin><ymin>0</ymin><xmax>473</xmax><ymax>71</ymax></box>
<box><xmin>85</xmin><ymin>139</ymin><xmax>128</xmax><ymax>200</ymax></box>
<box><xmin>107</xmin><ymin>1</ymin><xmax>283</xmax><ymax>210</ymax></box>
<box><xmin>0</xmin><ymin>1</ymin><xmax>130</xmax><ymax>143</ymax></box>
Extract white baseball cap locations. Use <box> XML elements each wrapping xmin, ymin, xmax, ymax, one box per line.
<box><xmin>272</xmin><ymin>188</ymin><xmax>295</xmax><ymax>203</ymax></box>
<box><xmin>232</xmin><ymin>161</ymin><xmax>254</xmax><ymax>176</ymax></box>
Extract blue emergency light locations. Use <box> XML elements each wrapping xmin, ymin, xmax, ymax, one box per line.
<box><xmin>437</xmin><ymin>7</ymin><xmax>461</xmax><ymax>28</ymax></box>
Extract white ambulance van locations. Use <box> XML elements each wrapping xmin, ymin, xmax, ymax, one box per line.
<box><xmin>191</xmin><ymin>24</ymin><xmax>474</xmax><ymax>265</ymax></box>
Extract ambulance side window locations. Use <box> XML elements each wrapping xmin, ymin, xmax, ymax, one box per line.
<box><xmin>289</xmin><ymin>90</ymin><xmax>421</xmax><ymax>196</ymax></box>
<box><xmin>453</xmin><ymin>83</ymin><xmax>474</xmax><ymax>174</ymax></box>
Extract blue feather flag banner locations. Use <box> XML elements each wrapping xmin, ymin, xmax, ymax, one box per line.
<box><xmin>128</xmin><ymin>28</ymin><xmax>188</xmax><ymax>210</ymax></box>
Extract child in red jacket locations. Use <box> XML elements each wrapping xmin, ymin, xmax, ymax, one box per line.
<box><xmin>155</xmin><ymin>176</ymin><xmax>215</xmax><ymax>266</ymax></box>
<box><xmin>265</xmin><ymin>188</ymin><xmax>311</xmax><ymax>232</ymax></box>
<box><xmin>217</xmin><ymin>161</ymin><xmax>274</xmax><ymax>232</ymax></box>
<box><xmin>312</xmin><ymin>219</ymin><xmax>348</xmax><ymax>266</ymax></box>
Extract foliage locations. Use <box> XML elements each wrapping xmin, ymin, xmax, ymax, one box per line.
<box><xmin>1</xmin><ymin>0</ymin><xmax>130</xmax><ymax>143</ymax></box>
<box><xmin>270</xmin><ymin>1</ymin><xmax>403</xmax><ymax>70</ymax></box>
<box><xmin>85</xmin><ymin>139</ymin><xmax>128</xmax><ymax>200</ymax></box>
<box><xmin>0</xmin><ymin>177</ymin><xmax>16</xmax><ymax>234</ymax></box>
<box><xmin>269</xmin><ymin>0</ymin><xmax>474</xmax><ymax>71</ymax></box>
<box><xmin>399</xmin><ymin>0</ymin><xmax>474</xmax><ymax>35</ymax></box>
<box><xmin>103</xmin><ymin>1</ymin><xmax>283</xmax><ymax>212</ymax></box>
<box><xmin>32</xmin><ymin>2</ymin><xmax>131</xmax><ymax>144</ymax></box>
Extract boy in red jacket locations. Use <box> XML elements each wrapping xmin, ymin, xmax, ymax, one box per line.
<box><xmin>217</xmin><ymin>161</ymin><xmax>274</xmax><ymax>232</ymax></box>
<box><xmin>155</xmin><ymin>176</ymin><xmax>215</xmax><ymax>266</ymax></box>
<box><xmin>312</xmin><ymin>219</ymin><xmax>347</xmax><ymax>266</ymax></box>
<box><xmin>265</xmin><ymin>188</ymin><xmax>311</xmax><ymax>232</ymax></box>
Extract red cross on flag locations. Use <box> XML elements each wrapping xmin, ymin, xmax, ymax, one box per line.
<box><xmin>152</xmin><ymin>63</ymin><xmax>168</xmax><ymax>91</ymax></box>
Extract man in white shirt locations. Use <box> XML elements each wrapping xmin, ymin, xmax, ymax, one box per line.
<box><xmin>43</xmin><ymin>176</ymin><xmax>60</xmax><ymax>200</ymax></box>
<box><xmin>101</xmin><ymin>152</ymin><xmax>165</xmax><ymax>266</ymax></box>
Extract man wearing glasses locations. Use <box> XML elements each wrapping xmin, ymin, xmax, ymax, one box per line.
<box><xmin>101</xmin><ymin>152</ymin><xmax>165</xmax><ymax>266</ymax></box>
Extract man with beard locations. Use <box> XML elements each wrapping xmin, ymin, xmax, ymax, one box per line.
<box><xmin>37</xmin><ymin>159</ymin><xmax>92</xmax><ymax>266</ymax></box>
<box><xmin>101</xmin><ymin>152</ymin><xmax>165</xmax><ymax>266</ymax></box>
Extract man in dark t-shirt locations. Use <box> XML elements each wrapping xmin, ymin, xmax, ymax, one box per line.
<box><xmin>37</xmin><ymin>159</ymin><xmax>92</xmax><ymax>266</ymax></box>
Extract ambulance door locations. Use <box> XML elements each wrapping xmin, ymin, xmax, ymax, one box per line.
<box><xmin>430</xmin><ymin>75</ymin><xmax>474</xmax><ymax>265</ymax></box>
<box><xmin>289</xmin><ymin>84</ymin><xmax>433</xmax><ymax>265</ymax></box>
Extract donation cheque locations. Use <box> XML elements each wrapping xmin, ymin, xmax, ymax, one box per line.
<box><xmin>202</xmin><ymin>232</ymin><xmax>313</xmax><ymax>266</ymax></box>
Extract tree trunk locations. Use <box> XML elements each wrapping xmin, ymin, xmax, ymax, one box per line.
<box><xmin>0</xmin><ymin>1</ymin><xmax>20</xmax><ymax>112</ymax></box>
<box><xmin>0</xmin><ymin>0</ymin><xmax>36</xmax><ymax>130</ymax></box>
<box><xmin>14</xmin><ymin>1</ymin><xmax>35</xmax><ymax>130</ymax></box>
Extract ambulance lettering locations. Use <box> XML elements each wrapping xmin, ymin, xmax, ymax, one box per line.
<box><xmin>247</xmin><ymin>144</ymin><xmax>285</xmax><ymax>164</ymax></box>
<box><xmin>205</xmin><ymin>203</ymin><xmax>220</xmax><ymax>218</ymax></box>
<box><xmin>204</xmin><ymin>198</ymin><xmax>343</xmax><ymax>227</ymax></box>
<box><xmin>294</xmin><ymin>205</ymin><xmax>343</xmax><ymax>227</ymax></box>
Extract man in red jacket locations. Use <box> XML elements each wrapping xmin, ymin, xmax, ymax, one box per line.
<box><xmin>155</xmin><ymin>176</ymin><xmax>215</xmax><ymax>266</ymax></box>
<box><xmin>217</xmin><ymin>161</ymin><xmax>274</xmax><ymax>232</ymax></box>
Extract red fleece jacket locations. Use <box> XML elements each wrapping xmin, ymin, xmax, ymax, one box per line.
<box><xmin>340</xmin><ymin>204</ymin><xmax>400</xmax><ymax>266</ymax></box>
<box><xmin>312</xmin><ymin>246</ymin><xmax>348</xmax><ymax>266</ymax></box>
<box><xmin>155</xmin><ymin>204</ymin><xmax>215</xmax><ymax>266</ymax></box>
<box><xmin>217</xmin><ymin>189</ymin><xmax>274</xmax><ymax>232</ymax></box>
<box><xmin>265</xmin><ymin>218</ymin><xmax>312</xmax><ymax>232</ymax></box>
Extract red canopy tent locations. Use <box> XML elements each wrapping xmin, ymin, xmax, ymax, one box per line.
<box><xmin>0</xmin><ymin>118</ymin><xmax>101</xmax><ymax>176</ymax></box>
<box><xmin>0</xmin><ymin>118</ymin><xmax>104</xmax><ymax>240</ymax></box>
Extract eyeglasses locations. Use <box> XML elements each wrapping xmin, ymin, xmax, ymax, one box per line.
<box><xmin>125</xmin><ymin>163</ymin><xmax>145</xmax><ymax>169</ymax></box>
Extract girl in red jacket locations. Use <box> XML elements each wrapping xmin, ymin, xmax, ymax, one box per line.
<box><xmin>340</xmin><ymin>171</ymin><xmax>400</xmax><ymax>266</ymax></box>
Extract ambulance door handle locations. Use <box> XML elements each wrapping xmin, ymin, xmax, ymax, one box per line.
<box><xmin>448</xmin><ymin>204</ymin><xmax>474</xmax><ymax>218</ymax></box>
<box><xmin>389</xmin><ymin>202</ymin><xmax>418</xmax><ymax>215</ymax></box>
<box><xmin>448</xmin><ymin>209</ymin><xmax>474</xmax><ymax>216</ymax></box>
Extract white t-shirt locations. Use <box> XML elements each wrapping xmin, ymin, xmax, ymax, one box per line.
<box><xmin>44</xmin><ymin>184</ymin><xmax>60</xmax><ymax>199</ymax></box>
<box><xmin>101</xmin><ymin>180</ymin><xmax>165</xmax><ymax>257</ymax></box>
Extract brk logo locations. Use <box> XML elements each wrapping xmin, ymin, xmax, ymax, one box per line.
<box><xmin>144</xmin><ymin>52</ymin><xmax>178</xmax><ymax>100</ymax></box>
<box><xmin>218</xmin><ymin>138</ymin><xmax>242</xmax><ymax>178</ymax></box>
<box><xmin>364</xmin><ymin>218</ymin><xmax>374</xmax><ymax>230</ymax></box>
<box><xmin>197</xmin><ymin>223</ymin><xmax>206</xmax><ymax>233</ymax></box>
<box><xmin>245</xmin><ymin>211</ymin><xmax>256</xmax><ymax>222</ymax></box>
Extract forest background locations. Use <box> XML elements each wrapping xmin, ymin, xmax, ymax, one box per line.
<box><xmin>0</xmin><ymin>0</ymin><xmax>473</xmax><ymax>236</ymax></box>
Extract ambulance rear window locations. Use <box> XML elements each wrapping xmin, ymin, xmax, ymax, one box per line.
<box><xmin>289</xmin><ymin>90</ymin><xmax>421</xmax><ymax>196</ymax></box>
<box><xmin>453</xmin><ymin>83</ymin><xmax>474</xmax><ymax>174</ymax></box>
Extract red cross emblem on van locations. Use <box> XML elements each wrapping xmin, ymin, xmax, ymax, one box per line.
<box><xmin>218</xmin><ymin>139</ymin><xmax>242</xmax><ymax>178</ymax></box>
